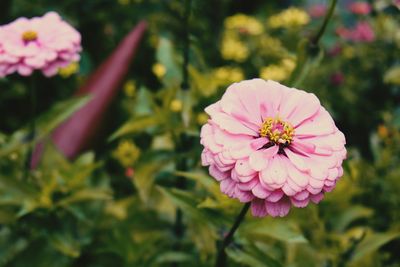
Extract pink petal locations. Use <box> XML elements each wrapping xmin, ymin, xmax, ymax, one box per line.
<box><xmin>251</xmin><ymin>198</ymin><xmax>268</xmax><ymax>217</ymax></box>
<box><xmin>251</xmin><ymin>184</ymin><xmax>271</xmax><ymax>199</ymax></box>
<box><xmin>265</xmin><ymin>198</ymin><xmax>291</xmax><ymax>217</ymax></box>
<box><xmin>220</xmin><ymin>179</ymin><xmax>236</xmax><ymax>198</ymax></box>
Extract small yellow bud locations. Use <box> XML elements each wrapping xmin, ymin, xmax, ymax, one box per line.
<box><xmin>123</xmin><ymin>80</ymin><xmax>136</xmax><ymax>97</ymax></box>
<box><xmin>197</xmin><ymin>113</ymin><xmax>209</xmax><ymax>125</ymax></box>
<box><xmin>59</xmin><ymin>62</ymin><xmax>79</xmax><ymax>78</ymax></box>
<box><xmin>170</xmin><ymin>99</ymin><xmax>183</xmax><ymax>112</ymax></box>
<box><xmin>152</xmin><ymin>63</ymin><xmax>167</xmax><ymax>79</ymax></box>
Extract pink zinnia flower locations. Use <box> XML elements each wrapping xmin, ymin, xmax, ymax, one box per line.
<box><xmin>0</xmin><ymin>12</ymin><xmax>81</xmax><ymax>77</ymax></box>
<box><xmin>349</xmin><ymin>2</ymin><xmax>372</xmax><ymax>15</ymax></box>
<box><xmin>330</xmin><ymin>72</ymin><xmax>345</xmax><ymax>86</ymax></box>
<box><xmin>308</xmin><ymin>4</ymin><xmax>327</xmax><ymax>18</ymax></box>
<box><xmin>336</xmin><ymin>22</ymin><xmax>375</xmax><ymax>43</ymax></box>
<box><xmin>351</xmin><ymin>21</ymin><xmax>375</xmax><ymax>42</ymax></box>
<box><xmin>200</xmin><ymin>79</ymin><xmax>346</xmax><ymax>217</ymax></box>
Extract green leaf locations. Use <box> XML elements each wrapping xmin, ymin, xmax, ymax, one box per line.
<box><xmin>384</xmin><ymin>65</ymin><xmax>400</xmax><ymax>85</ymax></box>
<box><xmin>334</xmin><ymin>206</ymin><xmax>374</xmax><ymax>233</ymax></box>
<box><xmin>350</xmin><ymin>232</ymin><xmax>400</xmax><ymax>262</ymax></box>
<box><xmin>50</xmin><ymin>233</ymin><xmax>81</xmax><ymax>258</ymax></box>
<box><xmin>242</xmin><ymin>219</ymin><xmax>308</xmax><ymax>244</ymax></box>
<box><xmin>227</xmin><ymin>246</ymin><xmax>283</xmax><ymax>267</ymax></box>
<box><xmin>156</xmin><ymin>36</ymin><xmax>182</xmax><ymax>87</ymax></box>
<box><xmin>35</xmin><ymin>95</ymin><xmax>91</xmax><ymax>138</ymax></box>
<box><xmin>0</xmin><ymin>95</ymin><xmax>90</xmax><ymax>158</ymax></box>
<box><xmin>56</xmin><ymin>188</ymin><xmax>112</xmax><ymax>207</ymax></box>
<box><xmin>134</xmin><ymin>159</ymin><xmax>172</xmax><ymax>203</ymax></box>
<box><xmin>109</xmin><ymin>115</ymin><xmax>160</xmax><ymax>141</ymax></box>
<box><xmin>153</xmin><ymin>252</ymin><xmax>192</xmax><ymax>264</ymax></box>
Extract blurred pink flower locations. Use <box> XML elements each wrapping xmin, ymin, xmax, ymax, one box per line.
<box><xmin>336</xmin><ymin>21</ymin><xmax>375</xmax><ymax>43</ymax></box>
<box><xmin>0</xmin><ymin>12</ymin><xmax>81</xmax><ymax>77</ymax></box>
<box><xmin>336</xmin><ymin>26</ymin><xmax>353</xmax><ymax>40</ymax></box>
<box><xmin>349</xmin><ymin>2</ymin><xmax>372</xmax><ymax>15</ymax></box>
<box><xmin>328</xmin><ymin>44</ymin><xmax>342</xmax><ymax>57</ymax></box>
<box><xmin>394</xmin><ymin>0</ymin><xmax>400</xmax><ymax>9</ymax></box>
<box><xmin>200</xmin><ymin>79</ymin><xmax>346</xmax><ymax>217</ymax></box>
<box><xmin>351</xmin><ymin>21</ymin><xmax>375</xmax><ymax>42</ymax></box>
<box><xmin>308</xmin><ymin>4</ymin><xmax>327</xmax><ymax>18</ymax></box>
<box><xmin>330</xmin><ymin>72</ymin><xmax>345</xmax><ymax>86</ymax></box>
<box><xmin>125</xmin><ymin>167</ymin><xmax>135</xmax><ymax>178</ymax></box>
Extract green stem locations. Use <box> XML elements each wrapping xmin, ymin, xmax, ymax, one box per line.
<box><xmin>311</xmin><ymin>0</ymin><xmax>338</xmax><ymax>46</ymax></box>
<box><xmin>291</xmin><ymin>0</ymin><xmax>338</xmax><ymax>87</ymax></box>
<box><xmin>172</xmin><ymin>1</ymin><xmax>192</xmax><ymax>266</ymax></box>
<box><xmin>24</xmin><ymin>76</ymin><xmax>37</xmax><ymax>174</ymax></box>
<box><xmin>215</xmin><ymin>203</ymin><xmax>250</xmax><ymax>267</ymax></box>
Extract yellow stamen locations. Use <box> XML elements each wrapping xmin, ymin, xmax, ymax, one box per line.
<box><xmin>22</xmin><ymin>30</ymin><xmax>38</xmax><ymax>42</ymax></box>
<box><xmin>260</xmin><ymin>117</ymin><xmax>294</xmax><ymax>144</ymax></box>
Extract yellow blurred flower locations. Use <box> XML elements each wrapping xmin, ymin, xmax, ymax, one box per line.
<box><xmin>123</xmin><ymin>80</ymin><xmax>136</xmax><ymax>97</ymax></box>
<box><xmin>224</xmin><ymin>14</ymin><xmax>263</xmax><ymax>35</ymax></box>
<box><xmin>113</xmin><ymin>140</ymin><xmax>140</xmax><ymax>167</ymax></box>
<box><xmin>260</xmin><ymin>58</ymin><xmax>296</xmax><ymax>82</ymax></box>
<box><xmin>118</xmin><ymin>0</ymin><xmax>130</xmax><ymax>5</ymax></box>
<box><xmin>260</xmin><ymin>35</ymin><xmax>287</xmax><ymax>55</ymax></box>
<box><xmin>268</xmin><ymin>7</ymin><xmax>310</xmax><ymax>29</ymax></box>
<box><xmin>281</xmin><ymin>58</ymin><xmax>296</xmax><ymax>71</ymax></box>
<box><xmin>197</xmin><ymin>112</ymin><xmax>209</xmax><ymax>125</ymax></box>
<box><xmin>152</xmin><ymin>63</ymin><xmax>166</xmax><ymax>79</ymax></box>
<box><xmin>170</xmin><ymin>99</ymin><xmax>183</xmax><ymax>112</ymax></box>
<box><xmin>59</xmin><ymin>62</ymin><xmax>79</xmax><ymax>78</ymax></box>
<box><xmin>214</xmin><ymin>66</ymin><xmax>244</xmax><ymax>85</ymax></box>
<box><xmin>260</xmin><ymin>65</ymin><xmax>288</xmax><ymax>81</ymax></box>
<box><xmin>221</xmin><ymin>34</ymin><xmax>249</xmax><ymax>62</ymax></box>
<box><xmin>343</xmin><ymin>46</ymin><xmax>355</xmax><ymax>59</ymax></box>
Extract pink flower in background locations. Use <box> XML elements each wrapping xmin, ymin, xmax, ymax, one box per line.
<box><xmin>328</xmin><ymin>44</ymin><xmax>342</xmax><ymax>57</ymax></box>
<box><xmin>308</xmin><ymin>4</ymin><xmax>327</xmax><ymax>18</ymax></box>
<box><xmin>349</xmin><ymin>2</ymin><xmax>372</xmax><ymax>15</ymax></box>
<box><xmin>336</xmin><ymin>21</ymin><xmax>375</xmax><ymax>43</ymax></box>
<box><xmin>351</xmin><ymin>21</ymin><xmax>375</xmax><ymax>42</ymax></box>
<box><xmin>330</xmin><ymin>72</ymin><xmax>345</xmax><ymax>86</ymax></box>
<box><xmin>200</xmin><ymin>79</ymin><xmax>346</xmax><ymax>217</ymax></box>
<box><xmin>394</xmin><ymin>0</ymin><xmax>400</xmax><ymax>9</ymax></box>
<box><xmin>0</xmin><ymin>12</ymin><xmax>81</xmax><ymax>77</ymax></box>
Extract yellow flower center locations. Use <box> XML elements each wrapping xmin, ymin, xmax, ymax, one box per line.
<box><xmin>22</xmin><ymin>30</ymin><xmax>38</xmax><ymax>42</ymax></box>
<box><xmin>260</xmin><ymin>117</ymin><xmax>294</xmax><ymax>145</ymax></box>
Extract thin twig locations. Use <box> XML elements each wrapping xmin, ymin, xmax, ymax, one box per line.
<box><xmin>311</xmin><ymin>0</ymin><xmax>338</xmax><ymax>46</ymax></box>
<box><xmin>24</xmin><ymin>75</ymin><xmax>37</xmax><ymax>175</ymax></box>
<box><xmin>215</xmin><ymin>202</ymin><xmax>251</xmax><ymax>267</ymax></box>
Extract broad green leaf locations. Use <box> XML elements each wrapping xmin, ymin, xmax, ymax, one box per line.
<box><xmin>134</xmin><ymin>159</ymin><xmax>171</xmax><ymax>203</ymax></box>
<box><xmin>109</xmin><ymin>115</ymin><xmax>160</xmax><ymax>141</ymax></box>
<box><xmin>350</xmin><ymin>232</ymin><xmax>400</xmax><ymax>262</ymax></box>
<box><xmin>227</xmin><ymin>246</ymin><xmax>282</xmax><ymax>267</ymax></box>
<box><xmin>0</xmin><ymin>209</ymin><xmax>16</xmax><ymax>224</ymax></box>
<box><xmin>156</xmin><ymin>36</ymin><xmax>182</xmax><ymax>87</ymax></box>
<box><xmin>242</xmin><ymin>219</ymin><xmax>308</xmax><ymax>244</ymax></box>
<box><xmin>153</xmin><ymin>252</ymin><xmax>192</xmax><ymax>264</ymax></box>
<box><xmin>0</xmin><ymin>95</ymin><xmax>90</xmax><ymax>158</ymax></box>
<box><xmin>35</xmin><ymin>95</ymin><xmax>91</xmax><ymax>138</ymax></box>
<box><xmin>56</xmin><ymin>188</ymin><xmax>112</xmax><ymax>207</ymax></box>
<box><xmin>50</xmin><ymin>233</ymin><xmax>81</xmax><ymax>258</ymax></box>
<box><xmin>334</xmin><ymin>206</ymin><xmax>374</xmax><ymax>232</ymax></box>
<box><xmin>384</xmin><ymin>65</ymin><xmax>400</xmax><ymax>85</ymax></box>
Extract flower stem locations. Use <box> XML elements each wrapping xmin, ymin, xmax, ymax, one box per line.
<box><xmin>172</xmin><ymin>1</ymin><xmax>192</xmax><ymax>266</ymax></box>
<box><xmin>24</xmin><ymin>75</ymin><xmax>37</xmax><ymax>175</ymax></box>
<box><xmin>311</xmin><ymin>0</ymin><xmax>338</xmax><ymax>46</ymax></box>
<box><xmin>215</xmin><ymin>202</ymin><xmax>251</xmax><ymax>267</ymax></box>
<box><xmin>290</xmin><ymin>0</ymin><xmax>338</xmax><ymax>87</ymax></box>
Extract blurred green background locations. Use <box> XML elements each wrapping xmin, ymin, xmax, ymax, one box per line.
<box><xmin>0</xmin><ymin>0</ymin><xmax>400</xmax><ymax>266</ymax></box>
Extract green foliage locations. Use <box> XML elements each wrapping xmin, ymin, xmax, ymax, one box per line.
<box><xmin>0</xmin><ymin>1</ymin><xmax>400</xmax><ymax>267</ymax></box>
